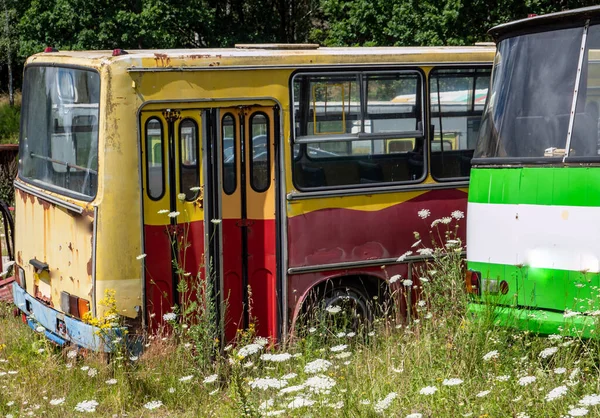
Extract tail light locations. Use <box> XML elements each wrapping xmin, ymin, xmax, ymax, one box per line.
<box><xmin>465</xmin><ymin>269</ymin><xmax>481</xmax><ymax>295</ymax></box>
<box><xmin>60</xmin><ymin>290</ymin><xmax>90</xmax><ymax>320</ymax></box>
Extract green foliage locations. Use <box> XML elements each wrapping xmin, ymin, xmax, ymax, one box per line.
<box><xmin>0</xmin><ymin>101</ymin><xmax>19</xmax><ymax>144</ymax></box>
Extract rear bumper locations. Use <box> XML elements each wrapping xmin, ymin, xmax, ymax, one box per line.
<box><xmin>12</xmin><ymin>282</ymin><xmax>114</xmax><ymax>352</ymax></box>
<box><xmin>468</xmin><ymin>302</ymin><xmax>600</xmax><ymax>338</ymax></box>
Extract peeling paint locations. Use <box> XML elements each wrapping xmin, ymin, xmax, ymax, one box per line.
<box><xmin>154</xmin><ymin>53</ymin><xmax>171</xmax><ymax>67</ymax></box>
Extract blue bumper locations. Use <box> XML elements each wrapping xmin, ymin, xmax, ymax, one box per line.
<box><xmin>12</xmin><ymin>282</ymin><xmax>114</xmax><ymax>352</ymax></box>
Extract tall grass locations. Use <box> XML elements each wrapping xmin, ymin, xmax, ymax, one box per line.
<box><xmin>1</xmin><ymin>212</ymin><xmax>600</xmax><ymax>417</ymax></box>
<box><xmin>0</xmin><ymin>93</ymin><xmax>20</xmax><ymax>145</ymax></box>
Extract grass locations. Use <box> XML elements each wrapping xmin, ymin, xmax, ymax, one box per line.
<box><xmin>2</xmin><ymin>214</ymin><xmax>600</xmax><ymax>417</ymax></box>
<box><xmin>0</xmin><ymin>93</ymin><xmax>20</xmax><ymax>145</ymax></box>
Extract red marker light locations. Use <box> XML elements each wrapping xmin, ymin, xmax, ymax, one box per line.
<box><xmin>112</xmin><ymin>49</ymin><xmax>128</xmax><ymax>56</ymax></box>
<box><xmin>44</xmin><ymin>47</ymin><xmax>58</xmax><ymax>53</ymax></box>
<box><xmin>528</xmin><ymin>14</ymin><xmax>537</xmax><ymax>18</ymax></box>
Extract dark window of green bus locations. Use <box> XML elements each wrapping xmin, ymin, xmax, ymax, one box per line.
<box><xmin>146</xmin><ymin>118</ymin><xmax>164</xmax><ymax>200</ymax></box>
<box><xmin>292</xmin><ymin>71</ymin><xmax>424</xmax><ymax>189</ymax></box>
<box><xmin>19</xmin><ymin>66</ymin><xmax>100</xmax><ymax>200</ymax></box>
<box><xmin>179</xmin><ymin>118</ymin><xmax>199</xmax><ymax>201</ymax></box>
<box><xmin>429</xmin><ymin>68</ymin><xmax>491</xmax><ymax>180</ymax></box>
<box><xmin>250</xmin><ymin>112</ymin><xmax>270</xmax><ymax>192</ymax></box>
<box><xmin>222</xmin><ymin>113</ymin><xmax>237</xmax><ymax>195</ymax></box>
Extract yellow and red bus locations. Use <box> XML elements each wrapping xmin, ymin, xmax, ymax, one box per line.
<box><xmin>11</xmin><ymin>44</ymin><xmax>493</xmax><ymax>350</ymax></box>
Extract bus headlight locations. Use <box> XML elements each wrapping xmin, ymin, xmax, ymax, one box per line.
<box><xmin>16</xmin><ymin>265</ymin><xmax>26</xmax><ymax>290</ymax></box>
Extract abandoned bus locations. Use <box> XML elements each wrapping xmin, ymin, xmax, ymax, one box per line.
<box><xmin>12</xmin><ymin>45</ymin><xmax>493</xmax><ymax>350</ymax></box>
<box><xmin>467</xmin><ymin>6</ymin><xmax>600</xmax><ymax>336</ymax></box>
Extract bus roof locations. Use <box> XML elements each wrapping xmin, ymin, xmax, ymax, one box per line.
<box><xmin>26</xmin><ymin>45</ymin><xmax>495</xmax><ymax>71</ymax></box>
<box><xmin>489</xmin><ymin>6</ymin><xmax>600</xmax><ymax>42</ymax></box>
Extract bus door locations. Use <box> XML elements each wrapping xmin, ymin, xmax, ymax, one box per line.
<box><xmin>141</xmin><ymin>109</ymin><xmax>204</xmax><ymax>324</ymax></box>
<box><xmin>216</xmin><ymin>106</ymin><xmax>278</xmax><ymax>340</ymax></box>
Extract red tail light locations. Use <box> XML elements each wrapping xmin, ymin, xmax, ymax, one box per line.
<box><xmin>466</xmin><ymin>269</ymin><xmax>481</xmax><ymax>295</ymax></box>
<box><xmin>44</xmin><ymin>47</ymin><xmax>58</xmax><ymax>53</ymax></box>
<box><xmin>112</xmin><ymin>49</ymin><xmax>128</xmax><ymax>56</ymax></box>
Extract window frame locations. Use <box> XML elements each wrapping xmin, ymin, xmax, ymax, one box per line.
<box><xmin>249</xmin><ymin>111</ymin><xmax>271</xmax><ymax>193</ymax></box>
<box><xmin>17</xmin><ymin>64</ymin><xmax>101</xmax><ymax>202</ymax></box>
<box><xmin>290</xmin><ymin>67</ymin><xmax>427</xmax><ymax>192</ymax></box>
<box><xmin>221</xmin><ymin>112</ymin><xmax>237</xmax><ymax>195</ymax></box>
<box><xmin>428</xmin><ymin>65</ymin><xmax>492</xmax><ymax>182</ymax></box>
<box><xmin>145</xmin><ymin>116</ymin><xmax>166</xmax><ymax>201</ymax></box>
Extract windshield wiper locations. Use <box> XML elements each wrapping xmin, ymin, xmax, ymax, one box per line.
<box><xmin>30</xmin><ymin>153</ymin><xmax>98</xmax><ymax>175</ymax></box>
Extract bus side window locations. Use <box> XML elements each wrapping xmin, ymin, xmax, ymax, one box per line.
<box><xmin>429</xmin><ymin>67</ymin><xmax>491</xmax><ymax>180</ymax></box>
<box><xmin>145</xmin><ymin>118</ymin><xmax>164</xmax><ymax>200</ymax></box>
<box><xmin>222</xmin><ymin>113</ymin><xmax>237</xmax><ymax>195</ymax></box>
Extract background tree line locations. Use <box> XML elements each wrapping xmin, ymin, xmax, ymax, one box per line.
<box><xmin>0</xmin><ymin>0</ymin><xmax>599</xmax><ymax>100</ymax></box>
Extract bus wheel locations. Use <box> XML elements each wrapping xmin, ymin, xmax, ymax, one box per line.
<box><xmin>304</xmin><ymin>281</ymin><xmax>376</xmax><ymax>333</ymax></box>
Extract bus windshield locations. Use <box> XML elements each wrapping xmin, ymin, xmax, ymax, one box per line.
<box><xmin>475</xmin><ymin>23</ymin><xmax>600</xmax><ymax>160</ymax></box>
<box><xmin>19</xmin><ymin>66</ymin><xmax>100</xmax><ymax>199</ymax></box>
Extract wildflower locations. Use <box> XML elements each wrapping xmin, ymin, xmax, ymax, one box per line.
<box><xmin>87</xmin><ymin>368</ymin><xmax>98</xmax><ymax>377</ymax></box>
<box><xmin>163</xmin><ymin>312</ymin><xmax>177</xmax><ymax>321</ymax></box>
<box><xmin>495</xmin><ymin>375</ymin><xmax>510</xmax><ymax>381</ymax></box>
<box><xmin>254</xmin><ymin>336</ymin><xmax>269</xmax><ymax>347</ymax></box>
<box><xmin>579</xmin><ymin>394</ymin><xmax>600</xmax><ymax>406</ymax></box>
<box><xmin>360</xmin><ymin>399</ymin><xmax>372</xmax><ymax>405</ymax></box>
<box><xmin>374</xmin><ymin>392</ymin><xmax>397</xmax><ymax>413</ymax></box>
<box><xmin>177</xmin><ymin>193</ymin><xmax>186</xmax><ymax>201</ymax></box>
<box><xmin>389</xmin><ymin>274</ymin><xmax>401</xmax><ymax>284</ymax></box>
<box><xmin>168</xmin><ymin>387</ymin><xmax>175</xmax><ymax>393</ymax></box>
<box><xmin>157</xmin><ymin>209</ymin><xmax>170</xmax><ymax>214</ymax></box>
<box><xmin>330</xmin><ymin>344</ymin><xmax>347</xmax><ymax>352</ymax></box>
<box><xmin>424</xmin><ymin>312</ymin><xmax>433</xmax><ymax>319</ymax></box>
<box><xmin>483</xmin><ymin>350</ymin><xmax>499</xmax><ymax>361</ymax></box>
<box><xmin>203</xmin><ymin>374</ymin><xmax>218</xmax><ymax>384</ymax></box>
<box><xmin>397</xmin><ymin>251</ymin><xmax>413</xmax><ymax>262</ymax></box>
<box><xmin>179</xmin><ymin>375</ymin><xmax>194</xmax><ymax>382</ymax></box>
<box><xmin>431</xmin><ymin>219</ymin><xmax>441</xmax><ymax>228</ymax></box>
<box><xmin>237</xmin><ymin>343</ymin><xmax>263</xmax><ymax>358</ymax></box>
<box><xmin>538</xmin><ymin>347</ymin><xmax>558</xmax><ymax>358</ymax></box>
<box><xmin>446</xmin><ymin>239</ymin><xmax>460</xmax><ymax>248</ymax></box>
<box><xmin>335</xmin><ymin>352</ymin><xmax>352</xmax><ymax>359</ymax></box>
<box><xmin>67</xmin><ymin>350</ymin><xmax>77</xmax><ymax>359</ymax></box>
<box><xmin>308</xmin><ymin>327</ymin><xmax>317</xmax><ymax>334</ymax></box>
<box><xmin>441</xmin><ymin>217</ymin><xmax>452</xmax><ymax>224</ymax></box>
<box><xmin>168</xmin><ymin>211</ymin><xmax>180</xmax><ymax>218</ymax></box>
<box><xmin>136</xmin><ymin>254</ymin><xmax>147</xmax><ymax>260</ymax></box>
<box><xmin>515</xmin><ymin>414</ymin><xmax>529</xmax><ymax>418</ymax></box>
<box><xmin>443</xmin><ymin>378</ymin><xmax>463</xmax><ymax>386</ymax></box>
<box><xmin>418</xmin><ymin>209</ymin><xmax>431</xmax><ymax>219</ymax></box>
<box><xmin>209</xmin><ymin>389</ymin><xmax>218</xmax><ymax>396</ymax></box>
<box><xmin>564</xmin><ymin>310</ymin><xmax>580</xmax><ymax>318</ymax></box>
<box><xmin>304</xmin><ymin>375</ymin><xmax>336</xmax><ymax>394</ymax></box>
<box><xmin>325</xmin><ymin>305</ymin><xmax>342</xmax><ymax>314</ymax></box>
<box><xmin>417</xmin><ymin>300</ymin><xmax>426</xmax><ymax>307</ymax></box>
<box><xmin>419</xmin><ymin>386</ymin><xmax>438</xmax><ymax>395</ymax></box>
<box><xmin>249</xmin><ymin>377</ymin><xmax>288</xmax><ymax>390</ymax></box>
<box><xmin>260</xmin><ymin>353</ymin><xmax>292</xmax><ymax>362</ymax></box>
<box><xmin>451</xmin><ymin>210</ymin><xmax>464</xmax><ymax>220</ymax></box>
<box><xmin>336</xmin><ymin>332</ymin><xmax>346</xmax><ymax>338</ymax></box>
<box><xmin>368</xmin><ymin>331</ymin><xmax>376</xmax><ymax>336</ymax></box>
<box><xmin>554</xmin><ymin>367</ymin><xmax>567</xmax><ymax>374</ymax></box>
<box><xmin>406</xmin><ymin>414</ymin><xmax>423</xmax><ymax>418</ymax></box>
<box><xmin>49</xmin><ymin>397</ymin><xmax>65</xmax><ymax>406</ymax></box>
<box><xmin>416</xmin><ymin>248</ymin><xmax>433</xmax><ymax>256</ymax></box>
<box><xmin>328</xmin><ymin>401</ymin><xmax>344</xmax><ymax>409</ymax></box>
<box><xmin>74</xmin><ymin>400</ymin><xmax>99</xmax><ymax>413</ymax></box>
<box><xmin>411</xmin><ymin>240</ymin><xmax>422</xmax><ymax>248</ymax></box>
<box><xmin>279</xmin><ymin>384</ymin><xmax>305</xmax><ymax>395</ymax></box>
<box><xmin>346</xmin><ymin>332</ymin><xmax>356</xmax><ymax>338</ymax></box>
<box><xmin>476</xmin><ymin>390</ymin><xmax>490</xmax><ymax>398</ymax></box>
<box><xmin>243</xmin><ymin>361</ymin><xmax>254</xmax><ymax>368</ymax></box>
<box><xmin>402</xmin><ymin>279</ymin><xmax>413</xmax><ymax>287</ymax></box>
<box><xmin>80</xmin><ymin>366</ymin><xmax>90</xmax><ymax>371</ymax></box>
<box><xmin>569</xmin><ymin>408</ymin><xmax>589</xmax><ymax>417</ymax></box>
<box><xmin>281</xmin><ymin>373</ymin><xmax>297</xmax><ymax>380</ymax></box>
<box><xmin>304</xmin><ymin>359</ymin><xmax>332</xmax><ymax>374</ymax></box>
<box><xmin>545</xmin><ymin>385</ymin><xmax>567</xmax><ymax>401</ymax></box>
<box><xmin>265</xmin><ymin>410</ymin><xmax>285</xmax><ymax>416</ymax></box>
<box><xmin>6</xmin><ymin>401</ymin><xmax>14</xmax><ymax>406</ymax></box>
<box><xmin>518</xmin><ymin>376</ymin><xmax>536</xmax><ymax>386</ymax></box>
<box><xmin>287</xmin><ymin>396</ymin><xmax>315</xmax><ymax>409</ymax></box>
<box><xmin>38</xmin><ymin>348</ymin><xmax>45</xmax><ymax>354</ymax></box>
<box><xmin>548</xmin><ymin>334</ymin><xmax>562</xmax><ymax>341</ymax></box>
<box><xmin>105</xmin><ymin>379</ymin><xmax>117</xmax><ymax>385</ymax></box>
<box><xmin>144</xmin><ymin>400</ymin><xmax>163</xmax><ymax>410</ymax></box>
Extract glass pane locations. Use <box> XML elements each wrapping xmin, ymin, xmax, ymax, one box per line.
<box><xmin>222</xmin><ymin>114</ymin><xmax>236</xmax><ymax>195</ymax></box>
<box><xmin>146</xmin><ymin>118</ymin><xmax>163</xmax><ymax>199</ymax></box>
<box><xmin>250</xmin><ymin>113</ymin><xmax>270</xmax><ymax>192</ymax></box>
<box><xmin>294</xmin><ymin>138</ymin><xmax>423</xmax><ymax>188</ymax></box>
<box><xmin>430</xmin><ymin>68</ymin><xmax>491</xmax><ymax>179</ymax></box>
<box><xmin>19</xmin><ymin>66</ymin><xmax>100</xmax><ymax>199</ymax></box>
<box><xmin>571</xmin><ymin>25</ymin><xmax>600</xmax><ymax>157</ymax></box>
<box><xmin>475</xmin><ymin>26</ymin><xmax>583</xmax><ymax>159</ymax></box>
<box><xmin>293</xmin><ymin>74</ymin><xmax>360</xmax><ymax>137</ymax></box>
<box><xmin>366</xmin><ymin>74</ymin><xmax>420</xmax><ymax>133</ymax></box>
<box><xmin>179</xmin><ymin>119</ymin><xmax>199</xmax><ymax>201</ymax></box>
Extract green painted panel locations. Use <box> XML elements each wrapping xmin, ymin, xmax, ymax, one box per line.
<box><xmin>468</xmin><ymin>261</ymin><xmax>600</xmax><ymax>312</ymax></box>
<box><xmin>469</xmin><ymin>167</ymin><xmax>600</xmax><ymax>207</ymax></box>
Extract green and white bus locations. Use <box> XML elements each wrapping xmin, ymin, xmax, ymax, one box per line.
<box><xmin>467</xmin><ymin>6</ymin><xmax>600</xmax><ymax>337</ymax></box>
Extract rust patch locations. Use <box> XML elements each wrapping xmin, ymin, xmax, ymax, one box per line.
<box><xmin>87</xmin><ymin>258</ymin><xmax>92</xmax><ymax>276</ymax></box>
<box><xmin>36</xmin><ymin>197</ymin><xmax>51</xmax><ymax>211</ymax></box>
<box><xmin>17</xmin><ymin>251</ymin><xmax>22</xmax><ymax>265</ymax></box>
<box><xmin>187</xmin><ymin>54</ymin><xmax>212</xmax><ymax>59</ymax></box>
<box><xmin>68</xmin><ymin>242</ymin><xmax>73</xmax><ymax>252</ymax></box>
<box><xmin>28</xmin><ymin>193</ymin><xmax>35</xmax><ymax>204</ymax></box>
<box><xmin>154</xmin><ymin>53</ymin><xmax>171</xmax><ymax>67</ymax></box>
<box><xmin>208</xmin><ymin>62</ymin><xmax>221</xmax><ymax>67</ymax></box>
<box><xmin>17</xmin><ymin>189</ymin><xmax>27</xmax><ymax>203</ymax></box>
